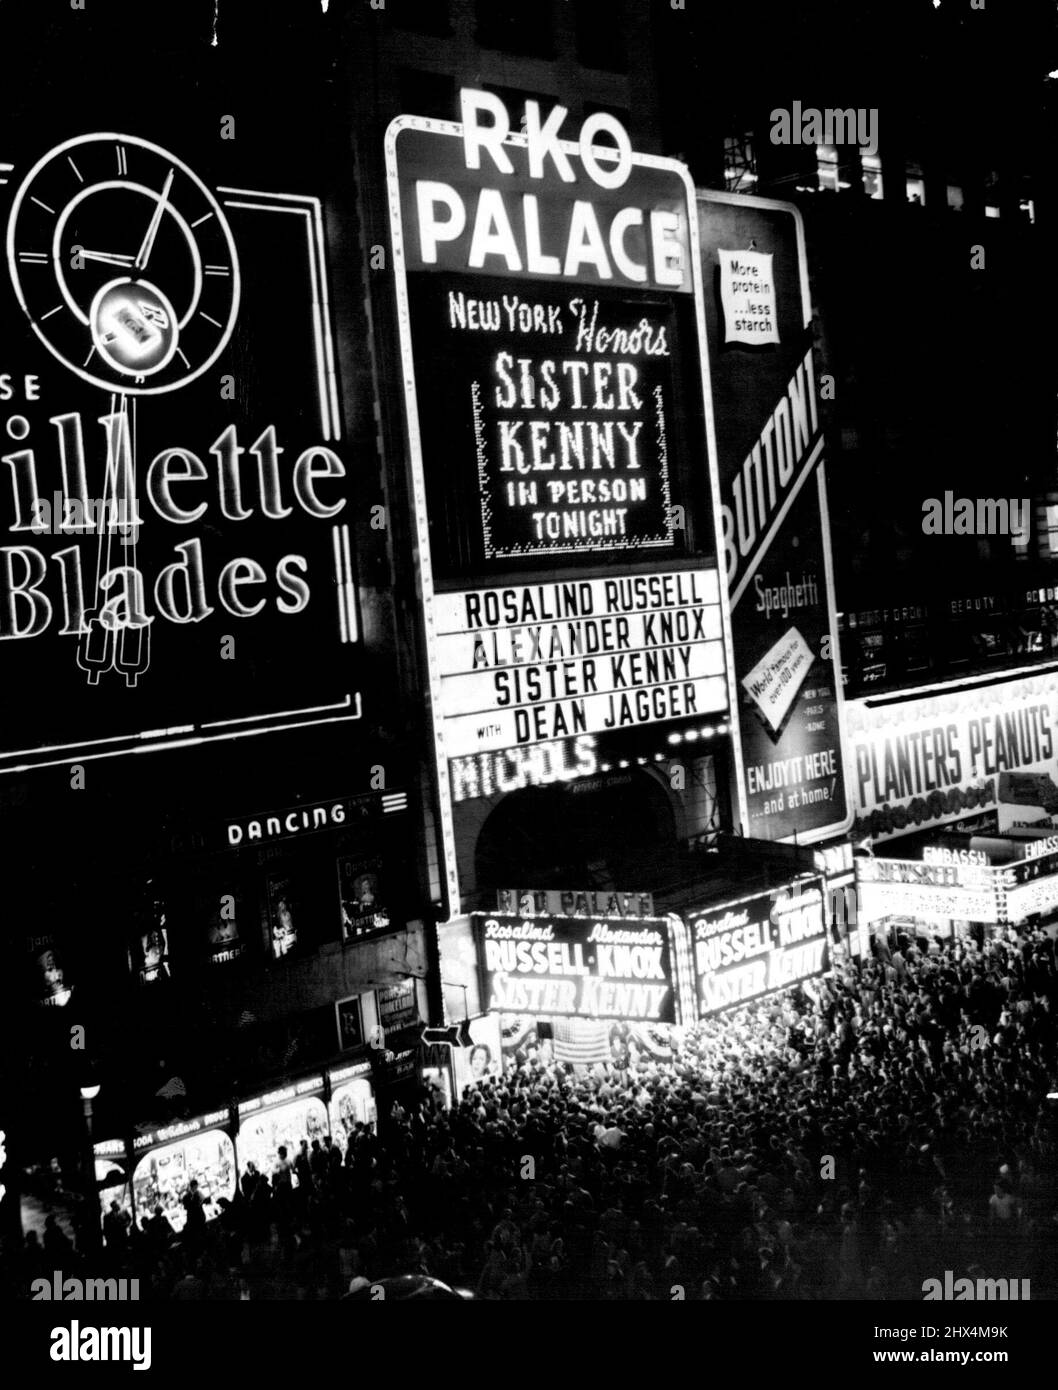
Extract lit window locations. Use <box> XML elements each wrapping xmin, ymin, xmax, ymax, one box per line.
<box><xmin>723</xmin><ymin>133</ymin><xmax>757</xmax><ymax>193</ymax></box>
<box><xmin>983</xmin><ymin>172</ymin><xmax>1001</xmax><ymax>218</ymax></box>
<box><xmin>946</xmin><ymin>184</ymin><xmax>964</xmax><ymax>211</ymax></box>
<box><xmin>906</xmin><ymin>163</ymin><xmax>925</xmax><ymax>206</ymax></box>
<box><xmin>861</xmin><ymin>151</ymin><xmax>883</xmax><ymax>199</ymax></box>
<box><xmin>816</xmin><ymin>145</ymin><xmax>839</xmax><ymax>192</ymax></box>
<box><xmin>1034</xmin><ymin>500</ymin><xmax>1051</xmax><ymax>553</ymax></box>
<box><xmin>1042</xmin><ymin>503</ymin><xmax>1058</xmax><ymax>555</ymax></box>
<box><xmin>1020</xmin><ymin>198</ymin><xmax>1036</xmax><ymax>224</ymax></box>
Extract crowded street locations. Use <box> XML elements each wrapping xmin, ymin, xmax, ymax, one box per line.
<box><xmin>9</xmin><ymin>930</ymin><xmax>1054</xmax><ymax>1301</ymax></box>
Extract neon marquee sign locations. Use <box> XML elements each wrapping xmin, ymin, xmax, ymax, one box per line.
<box><xmin>0</xmin><ymin>133</ymin><xmax>361</xmax><ymax>773</ymax></box>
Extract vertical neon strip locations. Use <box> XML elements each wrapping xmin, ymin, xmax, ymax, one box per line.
<box><xmin>341</xmin><ymin>523</ymin><xmax>358</xmax><ymax>643</ymax></box>
<box><xmin>332</xmin><ymin>525</ymin><xmax>348</xmax><ymax>645</ymax></box>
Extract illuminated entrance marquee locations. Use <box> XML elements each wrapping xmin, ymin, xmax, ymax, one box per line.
<box><xmin>475</xmin><ymin>911</ymin><xmax>677</xmax><ymax>1023</ymax></box>
<box><xmin>691</xmin><ymin>881</ymin><xmax>829</xmax><ymax>1016</ymax></box>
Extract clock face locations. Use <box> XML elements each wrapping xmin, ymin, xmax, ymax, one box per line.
<box><xmin>5</xmin><ymin>132</ymin><xmax>240</xmax><ymax>394</ymax></box>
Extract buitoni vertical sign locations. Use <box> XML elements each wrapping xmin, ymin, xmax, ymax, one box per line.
<box><xmin>696</xmin><ymin>192</ymin><xmax>852</xmax><ymax>845</ymax></box>
<box><xmin>387</xmin><ymin>92</ymin><xmax>740</xmax><ymax>912</ymax></box>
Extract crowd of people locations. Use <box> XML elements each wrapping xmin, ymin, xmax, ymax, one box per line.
<box><xmin>9</xmin><ymin>927</ymin><xmax>1058</xmax><ymax>1299</ymax></box>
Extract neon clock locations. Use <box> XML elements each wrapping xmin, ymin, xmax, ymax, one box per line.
<box><xmin>6</xmin><ymin>132</ymin><xmax>240</xmax><ymax>394</ymax></box>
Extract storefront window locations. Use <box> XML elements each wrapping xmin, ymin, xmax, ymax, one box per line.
<box><xmin>328</xmin><ymin>1081</ymin><xmax>376</xmax><ymax>1154</ymax></box>
<box><xmin>237</xmin><ymin>1097</ymin><xmax>327</xmax><ymax>1182</ymax></box>
<box><xmin>132</xmin><ymin>1131</ymin><xmax>235</xmax><ymax>1234</ymax></box>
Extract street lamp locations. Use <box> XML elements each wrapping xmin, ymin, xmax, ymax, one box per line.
<box><xmin>79</xmin><ymin>1083</ymin><xmax>102</xmax><ymax>1258</ymax></box>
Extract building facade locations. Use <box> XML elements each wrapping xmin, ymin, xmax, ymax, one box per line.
<box><xmin>0</xmin><ymin>0</ymin><xmax>1056</xmax><ymax>1242</ymax></box>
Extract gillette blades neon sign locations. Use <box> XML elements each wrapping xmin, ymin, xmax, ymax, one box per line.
<box><xmin>0</xmin><ymin>410</ymin><xmax>347</xmax><ymax>637</ymax></box>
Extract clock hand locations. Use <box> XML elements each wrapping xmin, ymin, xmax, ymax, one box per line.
<box><xmin>80</xmin><ymin>249</ymin><xmax>137</xmax><ymax>267</ymax></box>
<box><xmin>134</xmin><ymin>168</ymin><xmax>175</xmax><ymax>272</ymax></box>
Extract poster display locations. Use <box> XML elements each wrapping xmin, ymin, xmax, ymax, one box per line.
<box><xmin>718</xmin><ymin>249</ymin><xmax>779</xmax><ymax>346</ymax></box>
<box><xmin>375</xmin><ymin>979</ymin><xmax>420</xmax><ymax>1036</ymax></box>
<box><xmin>28</xmin><ymin>932</ymin><xmax>73</xmax><ymax>1007</ymax></box>
<box><xmin>206</xmin><ymin>889</ymin><xmax>246</xmax><ymax>967</ymax></box>
<box><xmin>129</xmin><ymin>890</ymin><xmax>170</xmax><ymax>985</ymax></box>
<box><xmin>475</xmin><ymin>911</ymin><xmax>676</xmax><ymax>1022</ymax></box>
<box><xmin>388</xmin><ymin>92</ymin><xmax>736</xmax><ymax>911</ymax></box>
<box><xmin>451</xmin><ymin>1012</ymin><xmax>504</xmax><ymax>1097</ymax></box>
<box><xmin>697</xmin><ymin>192</ymin><xmax>851</xmax><ymax>844</ymax></box>
<box><xmin>334</xmin><ymin>995</ymin><xmax>364</xmax><ymax>1052</ymax></box>
<box><xmin>338</xmin><ymin>855</ymin><xmax>390</xmax><ymax>940</ymax></box>
<box><xmin>691</xmin><ymin>880</ymin><xmax>829</xmax><ymax>1017</ymax></box>
<box><xmin>266</xmin><ymin>873</ymin><xmax>299</xmax><ymax>960</ymax></box>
